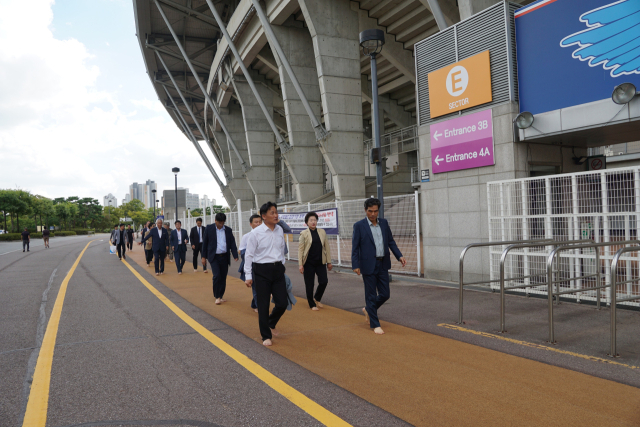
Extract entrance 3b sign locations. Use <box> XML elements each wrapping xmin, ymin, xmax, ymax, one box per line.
<box><xmin>430</xmin><ymin>109</ymin><xmax>494</xmax><ymax>174</ymax></box>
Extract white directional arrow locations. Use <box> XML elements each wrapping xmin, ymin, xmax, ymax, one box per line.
<box><xmin>435</xmin><ymin>155</ymin><xmax>443</xmax><ymax>166</ymax></box>
<box><xmin>433</xmin><ymin>131</ymin><xmax>442</xmax><ymax>141</ymax></box>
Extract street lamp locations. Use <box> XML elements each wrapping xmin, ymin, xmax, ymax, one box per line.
<box><xmin>360</xmin><ymin>29</ymin><xmax>386</xmax><ymax>218</ymax></box>
<box><xmin>612</xmin><ymin>82</ymin><xmax>637</xmax><ymax>105</ymax></box>
<box><xmin>108</xmin><ymin>200</ymin><xmax>112</xmax><ymax>223</ymax></box>
<box><xmin>151</xmin><ymin>189</ymin><xmax>157</xmax><ymax>219</ymax></box>
<box><xmin>172</xmin><ymin>167</ymin><xmax>180</xmax><ymax>222</ymax></box>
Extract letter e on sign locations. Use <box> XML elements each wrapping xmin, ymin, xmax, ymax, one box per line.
<box><xmin>428</xmin><ymin>50</ymin><xmax>492</xmax><ymax>118</ymax></box>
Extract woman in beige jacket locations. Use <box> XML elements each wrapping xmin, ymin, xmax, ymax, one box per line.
<box><xmin>298</xmin><ymin>212</ymin><xmax>333</xmax><ymax>310</ymax></box>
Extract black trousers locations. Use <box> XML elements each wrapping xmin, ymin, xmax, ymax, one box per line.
<box><xmin>153</xmin><ymin>250</ymin><xmax>166</xmax><ymax>273</ymax></box>
<box><xmin>117</xmin><ymin>242</ymin><xmax>126</xmax><ymax>259</ymax></box>
<box><xmin>362</xmin><ymin>259</ymin><xmax>390</xmax><ymax>328</ymax></box>
<box><xmin>127</xmin><ymin>239</ymin><xmax>133</xmax><ymax>250</ymax></box>
<box><xmin>174</xmin><ymin>247</ymin><xmax>186</xmax><ymax>272</ymax></box>
<box><xmin>303</xmin><ymin>262</ymin><xmax>328</xmax><ymax>308</ymax></box>
<box><xmin>145</xmin><ymin>249</ymin><xmax>153</xmax><ymax>264</ymax></box>
<box><xmin>23</xmin><ymin>241</ymin><xmax>30</xmax><ymax>251</ymax></box>
<box><xmin>253</xmin><ymin>262</ymin><xmax>288</xmax><ymax>341</ymax></box>
<box><xmin>211</xmin><ymin>253</ymin><xmax>229</xmax><ymax>298</ymax></box>
<box><xmin>192</xmin><ymin>243</ymin><xmax>206</xmax><ymax>270</ymax></box>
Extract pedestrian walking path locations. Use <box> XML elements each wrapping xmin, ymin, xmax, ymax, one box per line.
<box><xmin>127</xmin><ymin>248</ymin><xmax>640</xmax><ymax>426</ymax></box>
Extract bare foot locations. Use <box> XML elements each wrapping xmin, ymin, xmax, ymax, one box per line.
<box><xmin>215</xmin><ymin>298</ymin><xmax>221</xmax><ymax>305</ymax></box>
<box><xmin>220</xmin><ymin>299</ymin><xmax>227</xmax><ymax>303</ymax></box>
<box><xmin>315</xmin><ymin>300</ymin><xmax>323</xmax><ymax>308</ymax></box>
<box><xmin>263</xmin><ymin>339</ymin><xmax>272</xmax><ymax>346</ymax></box>
<box><xmin>155</xmin><ymin>273</ymin><xmax>159</xmax><ymax>276</ymax></box>
<box><xmin>253</xmin><ymin>308</ymin><xmax>258</xmax><ymax>313</ymax></box>
<box><xmin>178</xmin><ymin>272</ymin><xmax>182</xmax><ymax>275</ymax></box>
<box><xmin>362</xmin><ymin>307</ymin><xmax>369</xmax><ymax>324</ymax></box>
<box><xmin>194</xmin><ymin>269</ymin><xmax>197</xmax><ymax>272</ymax></box>
<box><xmin>204</xmin><ymin>270</ymin><xmax>208</xmax><ymax>274</ymax></box>
<box><xmin>374</xmin><ymin>327</ymin><xmax>385</xmax><ymax>335</ymax></box>
<box><xmin>311</xmin><ymin>307</ymin><xmax>319</xmax><ymax>311</ymax></box>
<box><xmin>270</xmin><ymin>328</ymin><xmax>279</xmax><ymax>336</ymax></box>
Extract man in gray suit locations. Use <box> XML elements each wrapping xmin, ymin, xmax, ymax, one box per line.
<box><xmin>112</xmin><ymin>223</ymin><xmax>129</xmax><ymax>260</ymax></box>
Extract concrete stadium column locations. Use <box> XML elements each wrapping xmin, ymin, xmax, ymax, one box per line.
<box><xmin>270</xmin><ymin>21</ymin><xmax>324</xmax><ymax>202</ymax></box>
<box><xmin>215</xmin><ymin>104</ymin><xmax>255</xmax><ymax>210</ymax></box>
<box><xmin>299</xmin><ymin>0</ymin><xmax>365</xmax><ymax>200</ymax></box>
<box><xmin>458</xmin><ymin>0</ymin><xmax>501</xmax><ymax>20</ymax></box>
<box><xmin>212</xmin><ymin>130</ymin><xmax>237</xmax><ymax>208</ymax></box>
<box><xmin>233</xmin><ymin>80</ymin><xmax>277</xmax><ymax>207</ymax></box>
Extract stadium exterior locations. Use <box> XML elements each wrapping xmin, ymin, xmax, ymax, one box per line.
<box><xmin>133</xmin><ymin>0</ymin><xmax>640</xmax><ymax>282</ymax></box>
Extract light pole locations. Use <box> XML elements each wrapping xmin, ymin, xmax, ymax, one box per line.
<box><xmin>108</xmin><ymin>200</ymin><xmax>112</xmax><ymax>223</ymax></box>
<box><xmin>155</xmin><ymin>199</ymin><xmax>159</xmax><ymax>217</ymax></box>
<box><xmin>360</xmin><ymin>29</ymin><xmax>386</xmax><ymax>218</ymax></box>
<box><xmin>151</xmin><ymin>189</ymin><xmax>157</xmax><ymax>219</ymax></box>
<box><xmin>172</xmin><ymin>167</ymin><xmax>180</xmax><ymax>222</ymax></box>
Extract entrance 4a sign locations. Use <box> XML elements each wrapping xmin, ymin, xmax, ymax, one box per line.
<box><xmin>430</xmin><ymin>109</ymin><xmax>494</xmax><ymax>174</ymax></box>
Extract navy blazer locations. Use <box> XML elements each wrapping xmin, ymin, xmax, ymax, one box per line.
<box><xmin>170</xmin><ymin>229</ymin><xmax>189</xmax><ymax>250</ymax></box>
<box><xmin>201</xmin><ymin>224</ymin><xmax>238</xmax><ymax>265</ymax></box>
<box><xmin>351</xmin><ymin>218</ymin><xmax>403</xmax><ymax>275</ymax></box>
<box><xmin>140</xmin><ymin>226</ymin><xmax>169</xmax><ymax>253</ymax></box>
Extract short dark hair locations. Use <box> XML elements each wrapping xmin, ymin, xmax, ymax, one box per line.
<box><xmin>249</xmin><ymin>214</ymin><xmax>261</xmax><ymax>224</ymax></box>
<box><xmin>364</xmin><ymin>198</ymin><xmax>381</xmax><ymax>210</ymax></box>
<box><xmin>174</xmin><ymin>220</ymin><xmax>181</xmax><ymax>225</ymax></box>
<box><xmin>196</xmin><ymin>217</ymin><xmax>203</xmax><ymax>223</ymax></box>
<box><xmin>215</xmin><ymin>212</ymin><xmax>226</xmax><ymax>222</ymax></box>
<box><xmin>119</xmin><ymin>223</ymin><xmax>125</xmax><ymax>227</ymax></box>
<box><xmin>304</xmin><ymin>212</ymin><xmax>318</xmax><ymax>224</ymax></box>
<box><xmin>260</xmin><ymin>201</ymin><xmax>278</xmax><ymax>217</ymax></box>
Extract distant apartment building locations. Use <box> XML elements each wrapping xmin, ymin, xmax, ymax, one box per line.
<box><xmin>199</xmin><ymin>194</ymin><xmax>216</xmax><ymax>210</ymax></box>
<box><xmin>103</xmin><ymin>193</ymin><xmax>118</xmax><ymax>208</ymax></box>
<box><xmin>129</xmin><ymin>180</ymin><xmax>157</xmax><ymax>209</ymax></box>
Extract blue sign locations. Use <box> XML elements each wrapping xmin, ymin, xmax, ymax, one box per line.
<box><xmin>156</xmin><ymin>215</ymin><xmax>164</xmax><ymax>221</ymax></box>
<box><xmin>515</xmin><ymin>0</ymin><xmax>640</xmax><ymax>115</ymax></box>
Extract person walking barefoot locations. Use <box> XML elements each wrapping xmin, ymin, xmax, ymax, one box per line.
<box><xmin>352</xmin><ymin>198</ymin><xmax>406</xmax><ymax>335</ymax></box>
<box><xmin>298</xmin><ymin>212</ymin><xmax>332</xmax><ymax>311</ymax></box>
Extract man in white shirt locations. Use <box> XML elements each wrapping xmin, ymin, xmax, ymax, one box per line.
<box><xmin>190</xmin><ymin>218</ymin><xmax>207</xmax><ymax>273</ymax></box>
<box><xmin>239</xmin><ymin>214</ymin><xmax>262</xmax><ymax>312</ymax></box>
<box><xmin>244</xmin><ymin>202</ymin><xmax>288</xmax><ymax>346</ymax></box>
<box><xmin>139</xmin><ymin>218</ymin><xmax>170</xmax><ymax>275</ymax></box>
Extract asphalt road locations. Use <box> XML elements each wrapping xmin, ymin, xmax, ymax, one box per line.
<box><xmin>0</xmin><ymin>236</ymin><xmax>406</xmax><ymax>427</ymax></box>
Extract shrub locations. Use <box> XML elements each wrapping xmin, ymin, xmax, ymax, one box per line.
<box><xmin>0</xmin><ymin>233</ymin><xmax>22</xmax><ymax>241</ymax></box>
<box><xmin>55</xmin><ymin>231</ymin><xmax>77</xmax><ymax>237</ymax></box>
<box><xmin>71</xmin><ymin>229</ymin><xmax>94</xmax><ymax>235</ymax></box>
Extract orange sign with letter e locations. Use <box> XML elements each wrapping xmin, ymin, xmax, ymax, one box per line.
<box><xmin>427</xmin><ymin>50</ymin><xmax>492</xmax><ymax>118</ymax></box>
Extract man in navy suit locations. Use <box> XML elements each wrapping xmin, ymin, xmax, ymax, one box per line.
<box><xmin>190</xmin><ymin>217</ymin><xmax>207</xmax><ymax>273</ymax></box>
<box><xmin>352</xmin><ymin>198</ymin><xmax>406</xmax><ymax>335</ymax></box>
<box><xmin>202</xmin><ymin>212</ymin><xmax>238</xmax><ymax>305</ymax></box>
<box><xmin>170</xmin><ymin>220</ymin><xmax>189</xmax><ymax>274</ymax></box>
<box><xmin>139</xmin><ymin>218</ymin><xmax>170</xmax><ymax>275</ymax></box>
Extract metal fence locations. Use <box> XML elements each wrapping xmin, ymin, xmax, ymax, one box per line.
<box><xmin>364</xmin><ymin>125</ymin><xmax>418</xmax><ymax>166</ymax></box>
<box><xmin>190</xmin><ymin>193</ymin><xmax>422</xmax><ymax>276</ymax></box>
<box><xmin>487</xmin><ymin>167</ymin><xmax>640</xmax><ymax>307</ymax></box>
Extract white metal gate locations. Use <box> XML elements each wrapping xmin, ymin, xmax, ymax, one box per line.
<box><xmin>488</xmin><ymin>167</ymin><xmax>640</xmax><ymax>306</ymax></box>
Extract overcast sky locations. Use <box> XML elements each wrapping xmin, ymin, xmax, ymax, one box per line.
<box><xmin>0</xmin><ymin>0</ymin><xmax>226</xmax><ymax>207</ymax></box>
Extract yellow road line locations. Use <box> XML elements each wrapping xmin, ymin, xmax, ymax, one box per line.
<box><xmin>438</xmin><ymin>323</ymin><xmax>640</xmax><ymax>370</ymax></box>
<box><xmin>122</xmin><ymin>259</ymin><xmax>352</xmax><ymax>427</ymax></box>
<box><xmin>23</xmin><ymin>241</ymin><xmax>95</xmax><ymax>427</ymax></box>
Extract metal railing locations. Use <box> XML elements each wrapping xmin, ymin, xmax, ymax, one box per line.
<box><xmin>499</xmin><ymin>240</ymin><xmax>590</xmax><ymax>333</ymax></box>
<box><xmin>546</xmin><ymin>240</ymin><xmax>640</xmax><ymax>345</ymax></box>
<box><xmin>458</xmin><ymin>239</ymin><xmax>552</xmax><ymax>325</ymax></box>
<box><xmin>364</xmin><ymin>125</ymin><xmax>418</xmax><ymax>163</ymax></box>
<box><xmin>610</xmin><ymin>246</ymin><xmax>640</xmax><ymax>357</ymax></box>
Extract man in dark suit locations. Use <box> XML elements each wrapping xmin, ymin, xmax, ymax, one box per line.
<box><xmin>139</xmin><ymin>218</ymin><xmax>170</xmax><ymax>275</ymax></box>
<box><xmin>202</xmin><ymin>212</ymin><xmax>238</xmax><ymax>305</ymax></box>
<box><xmin>352</xmin><ymin>198</ymin><xmax>406</xmax><ymax>335</ymax></box>
<box><xmin>190</xmin><ymin>217</ymin><xmax>207</xmax><ymax>273</ymax></box>
<box><xmin>170</xmin><ymin>220</ymin><xmax>189</xmax><ymax>274</ymax></box>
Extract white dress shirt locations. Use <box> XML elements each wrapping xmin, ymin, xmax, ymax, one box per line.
<box><xmin>197</xmin><ymin>226</ymin><xmax>203</xmax><ymax>243</ymax></box>
<box><xmin>157</xmin><ymin>226</ymin><xmax>163</xmax><ymax>239</ymax></box>
<box><xmin>216</xmin><ymin>226</ymin><xmax>227</xmax><ymax>254</ymax></box>
<box><xmin>239</xmin><ymin>231</ymin><xmax>252</xmax><ymax>251</ymax></box>
<box><xmin>244</xmin><ymin>223</ymin><xmax>285</xmax><ymax>281</ymax></box>
<box><xmin>176</xmin><ymin>229</ymin><xmax>182</xmax><ymax>244</ymax></box>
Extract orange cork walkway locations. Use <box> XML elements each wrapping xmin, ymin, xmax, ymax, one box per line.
<box><xmin>127</xmin><ymin>248</ymin><xmax>640</xmax><ymax>426</ymax></box>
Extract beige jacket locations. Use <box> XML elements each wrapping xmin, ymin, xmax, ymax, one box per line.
<box><xmin>298</xmin><ymin>227</ymin><xmax>332</xmax><ymax>266</ymax></box>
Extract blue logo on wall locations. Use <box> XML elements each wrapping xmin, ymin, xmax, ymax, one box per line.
<box><xmin>515</xmin><ymin>0</ymin><xmax>640</xmax><ymax>115</ymax></box>
<box><xmin>560</xmin><ymin>0</ymin><xmax>640</xmax><ymax>78</ymax></box>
